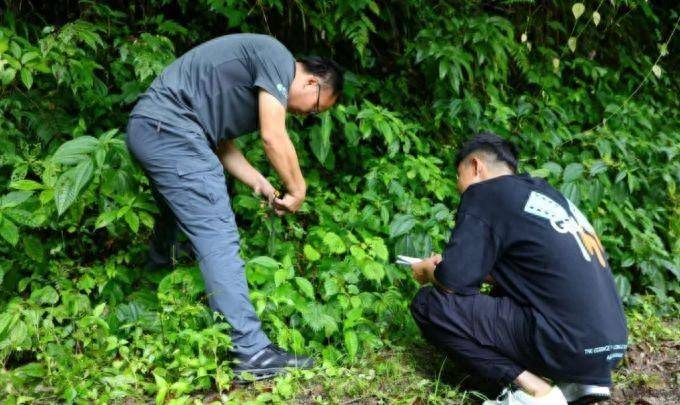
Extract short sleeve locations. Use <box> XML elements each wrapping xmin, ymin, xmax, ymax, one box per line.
<box><xmin>434</xmin><ymin>213</ymin><xmax>499</xmax><ymax>295</ymax></box>
<box><xmin>252</xmin><ymin>45</ymin><xmax>295</xmax><ymax>107</ymax></box>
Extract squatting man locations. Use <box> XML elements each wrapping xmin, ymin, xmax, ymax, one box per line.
<box><xmin>409</xmin><ymin>132</ymin><xmax>627</xmax><ymax>404</ymax></box>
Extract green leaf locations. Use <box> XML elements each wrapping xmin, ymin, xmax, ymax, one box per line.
<box><xmin>589</xmin><ymin>161</ymin><xmax>608</xmax><ymax>176</ymax></box>
<box><xmin>0</xmin><ymin>191</ymin><xmax>33</xmax><ymax>208</ymax></box>
<box><xmin>530</xmin><ymin>168</ymin><xmax>550</xmax><ymax>178</ymax></box>
<box><xmin>0</xmin><ymin>313</ymin><xmax>17</xmax><ymax>337</ymax></box>
<box><xmin>344</xmin><ymin>330</ymin><xmax>359</xmax><ymax>359</ymax></box>
<box><xmin>592</xmin><ymin>11</ymin><xmax>601</xmax><ymax>27</ymax></box>
<box><xmin>93</xmin><ymin>302</ymin><xmax>106</xmax><ymax>318</ymax></box>
<box><xmin>303</xmin><ymin>244</ymin><xmax>321</xmax><ymax>262</ymax></box>
<box><xmin>31</xmin><ymin>285</ymin><xmax>59</xmax><ymax>305</ymax></box>
<box><xmin>361</xmin><ymin>261</ymin><xmax>385</xmax><ymax>281</ymax></box>
<box><xmin>652</xmin><ymin>65</ymin><xmax>661</xmax><ymax>79</ymax></box>
<box><xmin>310</xmin><ymin>113</ymin><xmax>332</xmax><ymax>164</ymax></box>
<box><xmin>323</xmin><ymin>232</ymin><xmax>346</xmax><ymax>254</ymax></box>
<box><xmin>301</xmin><ymin>303</ymin><xmax>338</xmax><ymax>337</ymax></box>
<box><xmin>23</xmin><ymin>235</ymin><xmax>44</xmax><ymax>262</ymax></box>
<box><xmin>563</xmin><ymin>163</ymin><xmax>584</xmax><ymax>182</ymax></box>
<box><xmin>248</xmin><ymin>256</ymin><xmax>279</xmax><ymax>269</ymax></box>
<box><xmin>9</xmin><ymin>179</ymin><xmax>44</xmax><ymax>191</ymax></box>
<box><xmin>295</xmin><ymin>277</ymin><xmax>315</xmax><ymax>299</ymax></box>
<box><xmin>0</xmin><ymin>217</ymin><xmax>19</xmax><ymax>246</ymax></box>
<box><xmin>54</xmin><ymin>159</ymin><xmax>93</xmax><ymax>215</ymax></box>
<box><xmin>138</xmin><ymin>211</ymin><xmax>155</xmax><ymax>229</ymax></box>
<box><xmin>567</xmin><ymin>37</ymin><xmax>577</xmax><ymax>53</ymax></box>
<box><xmin>13</xmin><ymin>362</ymin><xmax>46</xmax><ymax>379</ymax></box>
<box><xmin>4</xmin><ymin>208</ymin><xmax>45</xmax><ymax>228</ymax></box>
<box><xmin>9</xmin><ymin>321</ymin><xmax>28</xmax><ymax>346</ymax></box>
<box><xmin>95</xmin><ymin>210</ymin><xmax>118</xmax><ymax>229</ymax></box>
<box><xmin>0</xmin><ymin>68</ymin><xmax>16</xmax><ymax>85</ymax></box>
<box><xmin>20</xmin><ymin>51</ymin><xmax>39</xmax><ymax>65</ymax></box>
<box><xmin>613</xmin><ymin>274</ymin><xmax>631</xmax><ymax>301</ymax></box>
<box><xmin>154</xmin><ymin>373</ymin><xmax>169</xmax><ymax>405</ymax></box>
<box><xmin>323</xmin><ymin>278</ymin><xmax>339</xmax><ymax>298</ymax></box>
<box><xmin>389</xmin><ymin>214</ymin><xmax>416</xmax><ymax>238</ymax></box>
<box><xmin>274</xmin><ymin>266</ymin><xmax>293</xmax><ymax>286</ymax></box>
<box><xmin>560</xmin><ymin>182</ymin><xmax>580</xmax><ymax>205</ymax></box>
<box><xmin>52</xmin><ymin>136</ymin><xmax>99</xmax><ymax>165</ymax></box>
<box><xmin>344</xmin><ymin>122</ymin><xmax>360</xmax><ymax>146</ymax></box>
<box><xmin>124</xmin><ymin>210</ymin><xmax>139</xmax><ymax>233</ymax></box>
<box><xmin>572</xmin><ymin>3</ymin><xmax>585</xmax><ymax>20</ymax></box>
<box><xmin>20</xmin><ymin>69</ymin><xmax>33</xmax><ymax>89</ymax></box>
<box><xmin>366</xmin><ymin>237</ymin><xmax>389</xmax><ymax>261</ymax></box>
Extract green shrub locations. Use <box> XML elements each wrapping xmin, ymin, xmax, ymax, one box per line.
<box><xmin>0</xmin><ymin>0</ymin><xmax>677</xmax><ymax>401</ymax></box>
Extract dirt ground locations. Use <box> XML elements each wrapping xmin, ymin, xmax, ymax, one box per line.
<box><xmin>610</xmin><ymin>341</ymin><xmax>679</xmax><ymax>405</ymax></box>
<box><xmin>420</xmin><ymin>340</ymin><xmax>680</xmax><ymax>404</ymax></box>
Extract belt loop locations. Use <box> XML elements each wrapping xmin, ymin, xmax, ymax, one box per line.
<box><xmin>156</xmin><ymin>120</ymin><xmax>162</xmax><ymax>134</ymax></box>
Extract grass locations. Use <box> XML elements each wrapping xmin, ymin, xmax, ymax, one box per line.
<box><xmin>186</xmin><ymin>297</ymin><xmax>679</xmax><ymax>404</ymax></box>
<box><xmin>2</xmin><ymin>295</ymin><xmax>677</xmax><ymax>404</ymax></box>
<box><xmin>207</xmin><ymin>345</ymin><xmax>490</xmax><ymax>404</ymax></box>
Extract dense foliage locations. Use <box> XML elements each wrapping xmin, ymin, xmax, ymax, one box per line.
<box><xmin>0</xmin><ymin>0</ymin><xmax>678</xmax><ymax>401</ymax></box>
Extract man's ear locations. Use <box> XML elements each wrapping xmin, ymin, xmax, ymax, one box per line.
<box><xmin>471</xmin><ymin>156</ymin><xmax>482</xmax><ymax>176</ymax></box>
<box><xmin>306</xmin><ymin>76</ymin><xmax>319</xmax><ymax>86</ymax></box>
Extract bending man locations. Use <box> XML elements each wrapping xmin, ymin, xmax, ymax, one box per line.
<box><xmin>126</xmin><ymin>33</ymin><xmax>343</xmax><ymax>380</ymax></box>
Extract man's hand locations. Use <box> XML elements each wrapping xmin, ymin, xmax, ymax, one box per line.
<box><xmin>272</xmin><ymin>192</ymin><xmax>305</xmax><ymax>216</ymax></box>
<box><xmin>253</xmin><ymin>176</ymin><xmax>278</xmax><ymax>206</ymax></box>
<box><xmin>411</xmin><ymin>254</ymin><xmax>442</xmax><ymax>285</ymax></box>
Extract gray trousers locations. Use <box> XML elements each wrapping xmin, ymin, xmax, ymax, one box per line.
<box><xmin>125</xmin><ymin>116</ymin><xmax>270</xmax><ymax>355</ymax></box>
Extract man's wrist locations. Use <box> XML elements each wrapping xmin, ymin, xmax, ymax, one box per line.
<box><xmin>252</xmin><ymin>173</ymin><xmax>266</xmax><ymax>190</ymax></box>
<box><xmin>289</xmin><ymin>185</ymin><xmax>306</xmax><ymax>199</ymax></box>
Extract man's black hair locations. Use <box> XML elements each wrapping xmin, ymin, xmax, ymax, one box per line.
<box><xmin>298</xmin><ymin>56</ymin><xmax>344</xmax><ymax>97</ymax></box>
<box><xmin>455</xmin><ymin>132</ymin><xmax>519</xmax><ymax>173</ymax></box>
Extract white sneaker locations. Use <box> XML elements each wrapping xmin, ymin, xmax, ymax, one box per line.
<box><xmin>483</xmin><ymin>386</ymin><xmax>568</xmax><ymax>405</ymax></box>
<box><xmin>557</xmin><ymin>383</ymin><xmax>610</xmax><ymax>404</ymax></box>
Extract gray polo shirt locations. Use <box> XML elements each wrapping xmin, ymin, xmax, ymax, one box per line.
<box><xmin>131</xmin><ymin>34</ymin><xmax>295</xmax><ymax>148</ymax></box>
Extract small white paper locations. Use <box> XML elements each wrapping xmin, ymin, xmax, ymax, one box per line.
<box><xmin>395</xmin><ymin>255</ymin><xmax>423</xmax><ymax>266</ymax></box>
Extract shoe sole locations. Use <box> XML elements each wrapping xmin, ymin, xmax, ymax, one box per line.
<box><xmin>234</xmin><ymin>363</ymin><xmax>314</xmax><ymax>384</ymax></box>
<box><xmin>569</xmin><ymin>394</ymin><xmax>611</xmax><ymax>405</ymax></box>
<box><xmin>234</xmin><ymin>367</ymin><xmax>288</xmax><ymax>383</ymax></box>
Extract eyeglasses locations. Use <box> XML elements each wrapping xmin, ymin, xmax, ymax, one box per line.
<box><xmin>311</xmin><ymin>83</ymin><xmax>321</xmax><ymax>115</ymax></box>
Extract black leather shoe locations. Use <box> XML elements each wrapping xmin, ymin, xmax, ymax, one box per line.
<box><xmin>233</xmin><ymin>344</ymin><xmax>314</xmax><ymax>382</ymax></box>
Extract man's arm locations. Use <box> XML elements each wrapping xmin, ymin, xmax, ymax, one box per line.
<box><xmin>258</xmin><ymin>90</ymin><xmax>306</xmax><ymax>213</ymax></box>
<box><xmin>432</xmin><ymin>213</ymin><xmax>498</xmax><ymax>294</ymax></box>
<box><xmin>216</xmin><ymin>139</ymin><xmax>277</xmax><ymax>203</ymax></box>
<box><xmin>412</xmin><ymin>254</ymin><xmax>453</xmax><ymax>293</ymax></box>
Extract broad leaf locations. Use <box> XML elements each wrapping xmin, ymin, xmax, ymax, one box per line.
<box><xmin>54</xmin><ymin>159</ymin><xmax>94</xmax><ymax>215</ymax></box>
<box><xmin>310</xmin><ymin>113</ymin><xmax>332</xmax><ymax>164</ymax></box>
<box><xmin>389</xmin><ymin>214</ymin><xmax>416</xmax><ymax>238</ymax></box>
<box><xmin>563</xmin><ymin>163</ymin><xmax>584</xmax><ymax>182</ymax></box>
<box><xmin>0</xmin><ymin>217</ymin><xmax>19</xmax><ymax>246</ymax></box>
<box><xmin>572</xmin><ymin>3</ymin><xmax>585</xmax><ymax>20</ymax></box>
<box><xmin>295</xmin><ymin>277</ymin><xmax>315</xmax><ymax>299</ymax></box>
<box><xmin>248</xmin><ymin>256</ymin><xmax>279</xmax><ymax>269</ymax></box>
<box><xmin>0</xmin><ymin>191</ymin><xmax>33</xmax><ymax>208</ymax></box>
<box><xmin>344</xmin><ymin>330</ymin><xmax>359</xmax><ymax>359</ymax></box>
<box><xmin>52</xmin><ymin>136</ymin><xmax>99</xmax><ymax>165</ymax></box>
<box><xmin>304</xmin><ymin>244</ymin><xmax>321</xmax><ymax>261</ymax></box>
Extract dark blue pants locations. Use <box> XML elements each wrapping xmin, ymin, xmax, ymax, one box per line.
<box><xmin>410</xmin><ymin>286</ymin><xmax>536</xmax><ymax>384</ymax></box>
